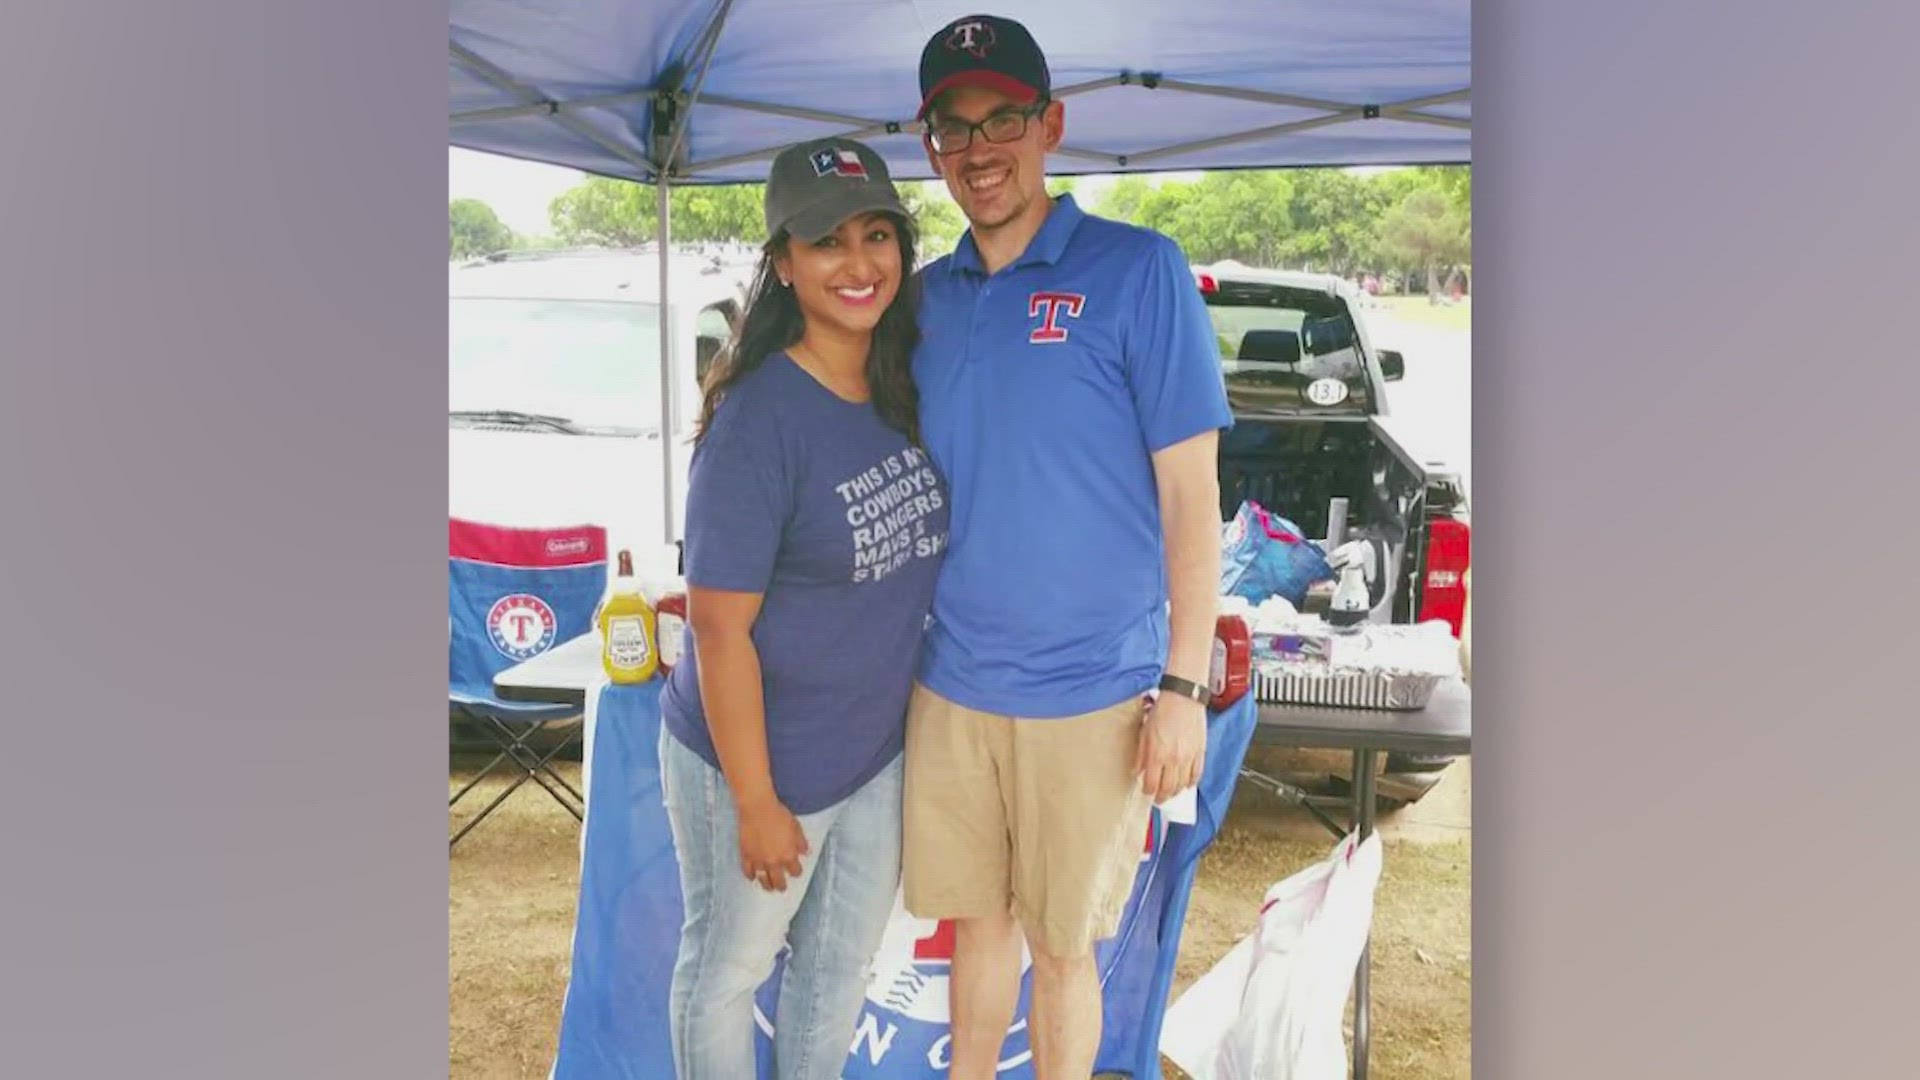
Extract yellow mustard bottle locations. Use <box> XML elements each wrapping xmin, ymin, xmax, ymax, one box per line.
<box><xmin>600</xmin><ymin>549</ymin><xmax>659</xmax><ymax>683</ymax></box>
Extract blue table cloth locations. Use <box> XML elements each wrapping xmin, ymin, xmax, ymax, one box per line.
<box><xmin>551</xmin><ymin>679</ymin><xmax>1259</xmax><ymax>1079</ymax></box>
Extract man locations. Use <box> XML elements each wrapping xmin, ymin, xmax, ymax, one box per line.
<box><xmin>901</xmin><ymin>14</ymin><xmax>1233</xmax><ymax>1080</ymax></box>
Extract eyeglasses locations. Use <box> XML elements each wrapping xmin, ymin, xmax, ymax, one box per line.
<box><xmin>925</xmin><ymin>101</ymin><xmax>1049</xmax><ymax>156</ymax></box>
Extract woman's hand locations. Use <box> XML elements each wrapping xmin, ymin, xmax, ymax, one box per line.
<box><xmin>736</xmin><ymin>794</ymin><xmax>809</xmax><ymax>892</ymax></box>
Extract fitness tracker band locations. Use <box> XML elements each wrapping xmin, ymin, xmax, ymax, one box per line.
<box><xmin>1156</xmin><ymin>673</ymin><xmax>1210</xmax><ymax>706</ymax></box>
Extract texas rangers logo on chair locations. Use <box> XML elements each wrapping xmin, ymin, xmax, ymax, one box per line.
<box><xmin>811</xmin><ymin>146</ymin><xmax>868</xmax><ymax>179</ymax></box>
<box><xmin>487</xmin><ymin>592</ymin><xmax>557</xmax><ymax>661</ymax></box>
<box><xmin>449</xmin><ymin>519</ymin><xmax>606</xmax><ymax>701</ymax></box>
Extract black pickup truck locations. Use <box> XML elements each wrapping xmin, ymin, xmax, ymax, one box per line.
<box><xmin>1197</xmin><ymin>263</ymin><xmax>1472</xmax><ymax>795</ymax></box>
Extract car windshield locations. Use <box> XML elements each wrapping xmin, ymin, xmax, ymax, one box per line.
<box><xmin>449</xmin><ymin>297</ymin><xmax>663</xmax><ymax>433</ymax></box>
<box><xmin>1204</xmin><ymin>281</ymin><xmax>1374</xmax><ymax>414</ymax></box>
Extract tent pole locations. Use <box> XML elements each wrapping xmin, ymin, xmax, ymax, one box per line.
<box><xmin>656</xmin><ymin>174</ymin><xmax>676</xmax><ymax>550</ymax></box>
<box><xmin>649</xmin><ymin>0</ymin><xmax>736</xmax><ymax>553</ymax></box>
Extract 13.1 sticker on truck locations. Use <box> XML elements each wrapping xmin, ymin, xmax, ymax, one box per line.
<box><xmin>1305</xmin><ymin>377</ymin><xmax>1350</xmax><ymax>407</ymax></box>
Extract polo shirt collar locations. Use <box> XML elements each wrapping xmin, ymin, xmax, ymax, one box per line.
<box><xmin>950</xmin><ymin>193</ymin><xmax>1087</xmax><ymax>277</ymax></box>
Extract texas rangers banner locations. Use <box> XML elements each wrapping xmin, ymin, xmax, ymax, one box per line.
<box><xmin>550</xmin><ymin>682</ymin><xmax>1260</xmax><ymax>1080</ymax></box>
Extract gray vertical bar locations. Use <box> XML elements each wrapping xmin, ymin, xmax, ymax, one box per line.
<box><xmin>656</xmin><ymin>177</ymin><xmax>677</xmax><ymax>547</ymax></box>
<box><xmin>1352</xmin><ymin>748</ymin><xmax>1378</xmax><ymax>1080</ymax></box>
<box><xmin>1327</xmin><ymin>496</ymin><xmax>1350</xmax><ymax>547</ymax></box>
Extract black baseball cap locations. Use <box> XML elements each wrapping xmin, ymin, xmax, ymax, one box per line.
<box><xmin>763</xmin><ymin>137</ymin><xmax>909</xmax><ymax>243</ymax></box>
<box><xmin>916</xmin><ymin>14</ymin><xmax>1052</xmax><ymax>120</ymax></box>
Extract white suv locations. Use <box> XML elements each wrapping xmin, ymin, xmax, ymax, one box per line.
<box><xmin>449</xmin><ymin>249</ymin><xmax>752</xmax><ymax>569</ymax></box>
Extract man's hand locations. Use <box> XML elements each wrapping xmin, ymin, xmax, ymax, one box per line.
<box><xmin>1136</xmin><ymin>692</ymin><xmax>1207</xmax><ymax>803</ymax></box>
<box><xmin>736</xmin><ymin>795</ymin><xmax>809</xmax><ymax>892</ymax></box>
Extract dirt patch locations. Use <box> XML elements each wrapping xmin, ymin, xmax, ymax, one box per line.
<box><xmin>451</xmin><ymin>756</ymin><xmax>1471</xmax><ymax>1078</ymax></box>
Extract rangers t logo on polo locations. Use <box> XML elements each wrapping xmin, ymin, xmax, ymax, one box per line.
<box><xmin>1027</xmin><ymin>291</ymin><xmax>1085</xmax><ymax>343</ymax></box>
<box><xmin>811</xmin><ymin>147</ymin><xmax>869</xmax><ymax>179</ymax></box>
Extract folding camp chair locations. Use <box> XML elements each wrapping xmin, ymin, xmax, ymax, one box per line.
<box><xmin>449</xmin><ymin>519</ymin><xmax>607</xmax><ymax>848</ymax></box>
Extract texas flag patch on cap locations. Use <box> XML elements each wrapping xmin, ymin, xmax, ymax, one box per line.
<box><xmin>810</xmin><ymin>146</ymin><xmax>868</xmax><ymax>179</ymax></box>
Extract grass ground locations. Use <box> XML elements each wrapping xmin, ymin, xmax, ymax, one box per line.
<box><xmin>1368</xmin><ymin>294</ymin><xmax>1473</xmax><ymax>333</ymax></box>
<box><xmin>450</xmin><ymin>744</ymin><xmax>1470</xmax><ymax>1079</ymax></box>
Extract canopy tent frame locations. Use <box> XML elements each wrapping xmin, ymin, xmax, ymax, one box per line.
<box><xmin>451</xmin><ymin>74</ymin><xmax>1471</xmax><ymax>180</ymax></box>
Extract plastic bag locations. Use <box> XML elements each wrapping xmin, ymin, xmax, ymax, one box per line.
<box><xmin>1219</xmin><ymin>501</ymin><xmax>1336</xmax><ymax>608</ymax></box>
<box><xmin>1160</xmin><ymin>831</ymin><xmax>1385</xmax><ymax>1080</ymax></box>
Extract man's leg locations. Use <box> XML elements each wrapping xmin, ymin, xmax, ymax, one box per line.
<box><xmin>947</xmin><ymin>911</ymin><xmax>1025</xmax><ymax>1080</ymax></box>
<box><xmin>1027</xmin><ymin>943</ymin><xmax>1103</xmax><ymax>1079</ymax></box>
<box><xmin>902</xmin><ymin>684</ymin><xmax>1020</xmax><ymax>1080</ymax></box>
<box><xmin>1009</xmin><ymin>695</ymin><xmax>1157</xmax><ymax>1080</ymax></box>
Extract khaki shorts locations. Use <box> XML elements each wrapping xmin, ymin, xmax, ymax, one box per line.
<box><xmin>902</xmin><ymin>683</ymin><xmax>1155</xmax><ymax>958</ymax></box>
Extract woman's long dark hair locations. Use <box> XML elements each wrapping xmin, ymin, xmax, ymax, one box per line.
<box><xmin>694</xmin><ymin>213</ymin><xmax>923</xmax><ymax>446</ymax></box>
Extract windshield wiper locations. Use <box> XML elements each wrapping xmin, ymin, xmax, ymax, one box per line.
<box><xmin>449</xmin><ymin>410</ymin><xmax>659</xmax><ymax>439</ymax></box>
<box><xmin>449</xmin><ymin>409</ymin><xmax>586</xmax><ymax>434</ymax></box>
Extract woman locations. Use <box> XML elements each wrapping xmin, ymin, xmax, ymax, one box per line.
<box><xmin>656</xmin><ymin>137</ymin><xmax>950</xmax><ymax>1080</ymax></box>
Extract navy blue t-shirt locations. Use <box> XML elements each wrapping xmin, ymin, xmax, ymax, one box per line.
<box><xmin>660</xmin><ymin>353</ymin><xmax>950</xmax><ymax>813</ymax></box>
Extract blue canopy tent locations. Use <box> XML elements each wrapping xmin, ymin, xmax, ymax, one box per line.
<box><xmin>451</xmin><ymin>0</ymin><xmax>1470</xmax><ymax>545</ymax></box>
<box><xmin>450</xmin><ymin>5</ymin><xmax>1468</xmax><ymax>1077</ymax></box>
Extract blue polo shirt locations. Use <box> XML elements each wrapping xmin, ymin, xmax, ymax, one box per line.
<box><xmin>913</xmin><ymin>195</ymin><xmax>1233</xmax><ymax>719</ymax></box>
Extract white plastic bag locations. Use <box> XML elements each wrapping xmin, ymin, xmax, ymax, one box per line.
<box><xmin>1160</xmin><ymin>831</ymin><xmax>1384</xmax><ymax>1080</ymax></box>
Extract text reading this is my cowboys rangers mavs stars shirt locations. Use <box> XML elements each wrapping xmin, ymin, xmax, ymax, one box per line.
<box><xmin>913</xmin><ymin>195</ymin><xmax>1233</xmax><ymax>719</ymax></box>
<box><xmin>661</xmin><ymin>354</ymin><xmax>951</xmax><ymax>813</ymax></box>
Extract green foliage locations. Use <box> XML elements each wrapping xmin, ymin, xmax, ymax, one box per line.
<box><xmin>547</xmin><ymin>178</ymin><xmax>654</xmax><ymax>246</ymax></box>
<box><xmin>549</xmin><ymin>174</ymin><xmax>967</xmax><ymax>257</ymax></box>
<box><xmin>1089</xmin><ymin>165</ymin><xmax>1470</xmax><ymax>288</ymax></box>
<box><xmin>898</xmin><ymin>181</ymin><xmax>965</xmax><ymax>257</ymax></box>
<box><xmin>1281</xmin><ymin>169</ymin><xmax>1391</xmax><ymax>275</ymax></box>
<box><xmin>547</xmin><ymin>178</ymin><xmax>764</xmax><ymax>246</ymax></box>
<box><xmin>1376</xmin><ymin>186</ymin><xmax>1470</xmax><ymax>294</ymax></box>
<box><xmin>449</xmin><ymin>198</ymin><xmax>516</xmax><ymax>260</ymax></box>
<box><xmin>667</xmin><ymin>184</ymin><xmax>767</xmax><ymax>243</ymax></box>
<box><xmin>539</xmin><ymin>163</ymin><xmax>1472</xmax><ymax>290</ymax></box>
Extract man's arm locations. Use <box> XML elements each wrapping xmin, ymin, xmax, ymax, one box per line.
<box><xmin>1156</xmin><ymin>429</ymin><xmax>1222</xmax><ymax>689</ymax></box>
<box><xmin>1137</xmin><ymin>428</ymin><xmax>1221</xmax><ymax>802</ymax></box>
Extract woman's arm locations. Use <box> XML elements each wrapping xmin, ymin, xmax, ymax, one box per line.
<box><xmin>689</xmin><ymin>586</ymin><xmax>809</xmax><ymax>892</ymax></box>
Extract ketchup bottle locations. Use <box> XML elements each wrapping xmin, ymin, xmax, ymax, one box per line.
<box><xmin>1208</xmin><ymin>613</ymin><xmax>1252</xmax><ymax>709</ymax></box>
<box><xmin>654</xmin><ymin>591</ymin><xmax>688</xmax><ymax>674</ymax></box>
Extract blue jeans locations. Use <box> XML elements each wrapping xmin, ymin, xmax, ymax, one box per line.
<box><xmin>658</xmin><ymin>728</ymin><xmax>903</xmax><ymax>1080</ymax></box>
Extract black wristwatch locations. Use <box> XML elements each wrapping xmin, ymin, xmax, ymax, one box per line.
<box><xmin>1157</xmin><ymin>673</ymin><xmax>1210</xmax><ymax>705</ymax></box>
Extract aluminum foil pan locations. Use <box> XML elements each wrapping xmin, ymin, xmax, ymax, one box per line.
<box><xmin>1252</xmin><ymin>662</ymin><xmax>1444</xmax><ymax>711</ymax></box>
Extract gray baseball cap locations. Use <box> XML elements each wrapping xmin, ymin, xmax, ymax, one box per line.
<box><xmin>764</xmin><ymin>138</ymin><xmax>909</xmax><ymax>243</ymax></box>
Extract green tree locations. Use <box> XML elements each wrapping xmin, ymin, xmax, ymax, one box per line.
<box><xmin>1376</xmin><ymin>187</ymin><xmax>1470</xmax><ymax>297</ymax></box>
<box><xmin>550</xmin><ymin>175</ymin><xmax>966</xmax><ymax>255</ymax></box>
<box><xmin>1283</xmin><ymin>170</ymin><xmax>1389</xmax><ymax>275</ymax></box>
<box><xmin>1114</xmin><ymin>171</ymin><xmax>1297</xmax><ymax>266</ymax></box>
<box><xmin>1410</xmin><ymin>165</ymin><xmax>1471</xmax><ymax>219</ymax></box>
<box><xmin>548</xmin><ymin>177</ymin><xmax>653</xmax><ymax>246</ymax></box>
<box><xmin>899</xmin><ymin>181</ymin><xmax>965</xmax><ymax>257</ymax></box>
<box><xmin>668</xmin><ymin>184</ymin><xmax>767</xmax><ymax>243</ymax></box>
<box><xmin>449</xmin><ymin>198</ymin><xmax>516</xmax><ymax>260</ymax></box>
<box><xmin>1094</xmin><ymin>175</ymin><xmax>1154</xmax><ymax>223</ymax></box>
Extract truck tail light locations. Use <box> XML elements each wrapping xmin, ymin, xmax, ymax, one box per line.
<box><xmin>1196</xmin><ymin>273</ymin><xmax>1219</xmax><ymax>295</ymax></box>
<box><xmin>1418</xmin><ymin>516</ymin><xmax>1471</xmax><ymax>637</ymax></box>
